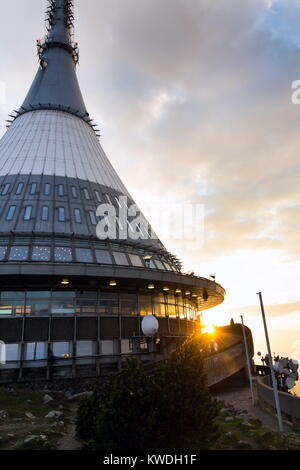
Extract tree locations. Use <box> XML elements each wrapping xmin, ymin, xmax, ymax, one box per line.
<box><xmin>76</xmin><ymin>335</ymin><xmax>218</xmax><ymax>450</ymax></box>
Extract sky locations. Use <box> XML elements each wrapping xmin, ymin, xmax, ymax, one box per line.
<box><xmin>0</xmin><ymin>0</ymin><xmax>300</xmax><ymax>368</ymax></box>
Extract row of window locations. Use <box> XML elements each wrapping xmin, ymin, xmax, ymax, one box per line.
<box><xmin>4</xmin><ymin>204</ymin><xmax>97</xmax><ymax>224</ymax></box>
<box><xmin>0</xmin><ymin>301</ymin><xmax>197</xmax><ymax>320</ymax></box>
<box><xmin>0</xmin><ymin>244</ymin><xmax>173</xmax><ymax>270</ymax></box>
<box><xmin>1</xmin><ymin>181</ymin><xmax>113</xmax><ymax>203</ymax></box>
<box><xmin>3</xmin><ymin>339</ymin><xmax>137</xmax><ymax>362</ymax></box>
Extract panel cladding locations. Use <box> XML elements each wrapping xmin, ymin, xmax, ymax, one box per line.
<box><xmin>169</xmin><ymin>318</ymin><xmax>181</xmax><ymax>335</ymax></box>
<box><xmin>24</xmin><ymin>318</ymin><xmax>49</xmax><ymax>341</ymax></box>
<box><xmin>0</xmin><ymin>111</ymin><xmax>129</xmax><ymax>192</ymax></box>
<box><xmin>0</xmin><ymin>319</ymin><xmax>22</xmax><ymax>342</ymax></box>
<box><xmin>76</xmin><ymin>317</ymin><xmax>98</xmax><ymax>340</ymax></box>
<box><xmin>0</xmin><ymin>173</ymin><xmax>165</xmax><ymax>252</ymax></box>
<box><xmin>121</xmin><ymin>317</ymin><xmax>139</xmax><ymax>338</ymax></box>
<box><xmin>51</xmin><ymin>317</ymin><xmax>74</xmax><ymax>340</ymax></box>
<box><xmin>100</xmin><ymin>317</ymin><xmax>119</xmax><ymax>339</ymax></box>
<box><xmin>158</xmin><ymin>317</ymin><xmax>169</xmax><ymax>335</ymax></box>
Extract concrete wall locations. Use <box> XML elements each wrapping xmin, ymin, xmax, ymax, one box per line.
<box><xmin>256</xmin><ymin>375</ymin><xmax>300</xmax><ymax>430</ymax></box>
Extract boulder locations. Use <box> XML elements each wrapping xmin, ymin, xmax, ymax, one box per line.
<box><xmin>45</xmin><ymin>410</ymin><xmax>63</xmax><ymax>419</ymax></box>
<box><xmin>24</xmin><ymin>435</ymin><xmax>38</xmax><ymax>444</ymax></box>
<box><xmin>236</xmin><ymin>440</ymin><xmax>253</xmax><ymax>450</ymax></box>
<box><xmin>0</xmin><ymin>410</ymin><xmax>8</xmax><ymax>421</ymax></box>
<box><xmin>43</xmin><ymin>394</ymin><xmax>54</xmax><ymax>404</ymax></box>
<box><xmin>25</xmin><ymin>412</ymin><xmax>35</xmax><ymax>419</ymax></box>
<box><xmin>225</xmin><ymin>416</ymin><xmax>234</xmax><ymax>422</ymax></box>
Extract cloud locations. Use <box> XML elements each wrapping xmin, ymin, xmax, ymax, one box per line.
<box><xmin>228</xmin><ymin>301</ymin><xmax>300</xmax><ymax>318</ymax></box>
<box><xmin>1</xmin><ymin>0</ymin><xmax>300</xmax><ymax>277</ymax></box>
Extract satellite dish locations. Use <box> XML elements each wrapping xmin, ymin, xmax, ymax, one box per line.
<box><xmin>141</xmin><ymin>315</ymin><xmax>159</xmax><ymax>337</ymax></box>
<box><xmin>285</xmin><ymin>377</ymin><xmax>295</xmax><ymax>390</ymax></box>
<box><xmin>291</xmin><ymin>359</ymin><xmax>299</xmax><ymax>368</ymax></box>
<box><xmin>274</xmin><ymin>362</ymin><xmax>283</xmax><ymax>374</ymax></box>
<box><xmin>257</xmin><ymin>352</ymin><xmax>262</xmax><ymax>356</ymax></box>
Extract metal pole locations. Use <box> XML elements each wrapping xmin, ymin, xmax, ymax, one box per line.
<box><xmin>240</xmin><ymin>315</ymin><xmax>255</xmax><ymax>406</ymax></box>
<box><xmin>257</xmin><ymin>292</ymin><xmax>283</xmax><ymax>432</ymax></box>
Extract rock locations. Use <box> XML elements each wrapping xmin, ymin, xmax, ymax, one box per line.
<box><xmin>67</xmin><ymin>391</ymin><xmax>93</xmax><ymax>400</ymax></box>
<box><xmin>40</xmin><ymin>435</ymin><xmax>47</xmax><ymax>440</ymax></box>
<box><xmin>58</xmin><ymin>405</ymin><xmax>64</xmax><ymax>410</ymax></box>
<box><xmin>45</xmin><ymin>410</ymin><xmax>63</xmax><ymax>419</ymax></box>
<box><xmin>26</xmin><ymin>400</ymin><xmax>33</xmax><ymax>404</ymax></box>
<box><xmin>43</xmin><ymin>394</ymin><xmax>54</xmax><ymax>404</ymax></box>
<box><xmin>0</xmin><ymin>410</ymin><xmax>8</xmax><ymax>421</ymax></box>
<box><xmin>57</xmin><ymin>421</ymin><xmax>65</xmax><ymax>427</ymax></box>
<box><xmin>7</xmin><ymin>434</ymin><xmax>15</xmax><ymax>438</ymax></box>
<box><xmin>220</xmin><ymin>408</ymin><xmax>229</xmax><ymax>414</ymax></box>
<box><xmin>25</xmin><ymin>412</ymin><xmax>35</xmax><ymax>419</ymax></box>
<box><xmin>24</xmin><ymin>435</ymin><xmax>38</xmax><ymax>444</ymax></box>
<box><xmin>225</xmin><ymin>432</ymin><xmax>233</xmax><ymax>439</ymax></box>
<box><xmin>225</xmin><ymin>417</ymin><xmax>234</xmax><ymax>422</ymax></box>
<box><xmin>236</xmin><ymin>440</ymin><xmax>253</xmax><ymax>450</ymax></box>
<box><xmin>242</xmin><ymin>422</ymin><xmax>255</xmax><ymax>430</ymax></box>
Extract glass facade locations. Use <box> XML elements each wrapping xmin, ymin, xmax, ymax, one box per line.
<box><xmin>0</xmin><ymin>289</ymin><xmax>198</xmax><ymax>320</ymax></box>
<box><xmin>32</xmin><ymin>246</ymin><xmax>51</xmax><ymax>261</ymax></box>
<box><xmin>9</xmin><ymin>246</ymin><xmax>29</xmax><ymax>261</ymax></box>
<box><xmin>54</xmin><ymin>247</ymin><xmax>72</xmax><ymax>262</ymax></box>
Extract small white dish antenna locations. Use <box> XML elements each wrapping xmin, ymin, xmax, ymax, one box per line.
<box><xmin>141</xmin><ymin>315</ymin><xmax>159</xmax><ymax>337</ymax></box>
<box><xmin>285</xmin><ymin>377</ymin><xmax>295</xmax><ymax>390</ymax></box>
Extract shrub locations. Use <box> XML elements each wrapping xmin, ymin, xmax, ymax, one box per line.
<box><xmin>76</xmin><ymin>335</ymin><xmax>218</xmax><ymax>450</ymax></box>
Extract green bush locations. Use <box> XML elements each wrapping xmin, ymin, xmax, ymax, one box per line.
<box><xmin>76</xmin><ymin>390</ymin><xmax>101</xmax><ymax>442</ymax></box>
<box><xmin>76</xmin><ymin>336</ymin><xmax>218</xmax><ymax>450</ymax></box>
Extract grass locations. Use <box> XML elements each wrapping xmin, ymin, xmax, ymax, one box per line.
<box><xmin>0</xmin><ymin>387</ymin><xmax>73</xmax><ymax>450</ymax></box>
<box><xmin>209</xmin><ymin>400</ymin><xmax>300</xmax><ymax>450</ymax></box>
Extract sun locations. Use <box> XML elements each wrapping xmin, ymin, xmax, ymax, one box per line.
<box><xmin>202</xmin><ymin>324</ymin><xmax>215</xmax><ymax>335</ymax></box>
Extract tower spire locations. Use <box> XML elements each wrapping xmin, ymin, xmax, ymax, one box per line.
<box><xmin>20</xmin><ymin>0</ymin><xmax>88</xmax><ymax>121</ymax></box>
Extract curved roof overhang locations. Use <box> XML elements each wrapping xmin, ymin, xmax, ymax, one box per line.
<box><xmin>0</xmin><ymin>263</ymin><xmax>225</xmax><ymax>311</ymax></box>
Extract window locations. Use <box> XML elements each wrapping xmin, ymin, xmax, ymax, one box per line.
<box><xmin>32</xmin><ymin>246</ymin><xmax>51</xmax><ymax>261</ymax></box>
<box><xmin>129</xmin><ymin>254</ymin><xmax>143</xmax><ymax>267</ymax></box>
<box><xmin>163</xmin><ymin>262</ymin><xmax>172</xmax><ymax>271</ymax></box>
<box><xmin>154</xmin><ymin>259</ymin><xmax>165</xmax><ymax>270</ymax></box>
<box><xmin>76</xmin><ymin>248</ymin><xmax>93</xmax><ymax>263</ymax></box>
<box><xmin>83</xmin><ymin>188</ymin><xmax>91</xmax><ymax>200</ymax></box>
<box><xmin>95</xmin><ymin>191</ymin><xmax>101</xmax><ymax>203</ymax></box>
<box><xmin>1</xmin><ymin>183</ymin><xmax>10</xmax><ymax>196</ymax></box>
<box><xmin>52</xmin><ymin>342</ymin><xmax>71</xmax><ymax>358</ymax></box>
<box><xmin>29</xmin><ymin>183</ymin><xmax>38</xmax><ymax>195</ymax></box>
<box><xmin>121</xmin><ymin>339</ymin><xmax>132</xmax><ymax>354</ymax></box>
<box><xmin>44</xmin><ymin>183</ymin><xmax>51</xmax><ymax>196</ymax></box>
<box><xmin>54</xmin><ymin>247</ymin><xmax>72</xmax><ymax>262</ymax></box>
<box><xmin>25</xmin><ymin>342</ymin><xmax>47</xmax><ymax>361</ymax></box>
<box><xmin>89</xmin><ymin>211</ymin><xmax>97</xmax><ymax>225</ymax></box>
<box><xmin>101</xmin><ymin>340</ymin><xmax>117</xmax><ymax>355</ymax></box>
<box><xmin>74</xmin><ymin>209</ymin><xmax>82</xmax><ymax>224</ymax></box>
<box><xmin>15</xmin><ymin>183</ymin><xmax>24</xmax><ymax>195</ymax></box>
<box><xmin>95</xmin><ymin>250</ymin><xmax>113</xmax><ymax>264</ymax></box>
<box><xmin>9</xmin><ymin>246</ymin><xmax>29</xmax><ymax>261</ymax></box>
<box><xmin>106</xmin><ymin>194</ymin><xmax>112</xmax><ymax>204</ymax></box>
<box><xmin>76</xmin><ymin>341</ymin><xmax>95</xmax><ymax>357</ymax></box>
<box><xmin>41</xmin><ymin>206</ymin><xmax>49</xmax><ymax>221</ymax></box>
<box><xmin>0</xmin><ymin>247</ymin><xmax>6</xmax><ymax>260</ymax></box>
<box><xmin>6</xmin><ymin>344</ymin><xmax>19</xmax><ymax>361</ymax></box>
<box><xmin>58</xmin><ymin>207</ymin><xmax>66</xmax><ymax>222</ymax></box>
<box><xmin>6</xmin><ymin>205</ymin><xmax>16</xmax><ymax>221</ymax></box>
<box><xmin>71</xmin><ymin>186</ymin><xmax>77</xmax><ymax>198</ymax></box>
<box><xmin>112</xmin><ymin>252</ymin><xmax>129</xmax><ymax>266</ymax></box>
<box><xmin>23</xmin><ymin>206</ymin><xmax>33</xmax><ymax>221</ymax></box>
<box><xmin>57</xmin><ymin>184</ymin><xmax>65</xmax><ymax>197</ymax></box>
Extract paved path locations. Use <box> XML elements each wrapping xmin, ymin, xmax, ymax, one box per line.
<box><xmin>212</xmin><ymin>379</ymin><xmax>298</xmax><ymax>435</ymax></box>
<box><xmin>57</xmin><ymin>403</ymin><xmax>81</xmax><ymax>450</ymax></box>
